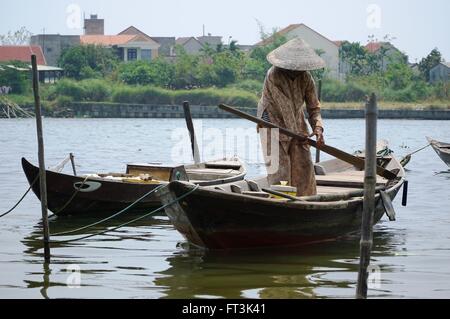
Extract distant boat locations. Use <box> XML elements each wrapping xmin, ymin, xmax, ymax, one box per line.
<box><xmin>22</xmin><ymin>157</ymin><xmax>246</xmax><ymax>217</ymax></box>
<box><xmin>159</xmin><ymin>144</ymin><xmax>406</xmax><ymax>250</ymax></box>
<box><xmin>427</xmin><ymin>137</ymin><xmax>450</xmax><ymax>167</ymax></box>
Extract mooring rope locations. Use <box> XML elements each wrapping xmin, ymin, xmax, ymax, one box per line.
<box><xmin>51</xmin><ymin>175</ymin><xmax>90</xmax><ymax>215</ymax></box>
<box><xmin>1</xmin><ymin>155</ymin><xmax>76</xmax><ymax>218</ymax></box>
<box><xmin>49</xmin><ymin>184</ymin><xmax>199</xmax><ymax>244</ymax></box>
<box><xmin>50</xmin><ymin>155</ymin><xmax>71</xmax><ymax>173</ymax></box>
<box><xmin>51</xmin><ymin>184</ymin><xmax>165</xmax><ymax>236</ymax></box>
<box><xmin>0</xmin><ymin>175</ymin><xmax>39</xmax><ymax>218</ymax></box>
<box><xmin>400</xmin><ymin>143</ymin><xmax>431</xmax><ymax>167</ymax></box>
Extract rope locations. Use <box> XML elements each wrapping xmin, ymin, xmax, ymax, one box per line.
<box><xmin>51</xmin><ymin>184</ymin><xmax>165</xmax><ymax>236</ymax></box>
<box><xmin>52</xmin><ymin>175</ymin><xmax>90</xmax><ymax>215</ymax></box>
<box><xmin>404</xmin><ymin>143</ymin><xmax>431</xmax><ymax>158</ymax></box>
<box><xmin>49</xmin><ymin>184</ymin><xmax>199</xmax><ymax>244</ymax></box>
<box><xmin>0</xmin><ymin>175</ymin><xmax>39</xmax><ymax>218</ymax></box>
<box><xmin>400</xmin><ymin>143</ymin><xmax>431</xmax><ymax>167</ymax></box>
<box><xmin>1</xmin><ymin>154</ymin><xmax>75</xmax><ymax>218</ymax></box>
<box><xmin>50</xmin><ymin>155</ymin><xmax>71</xmax><ymax>173</ymax></box>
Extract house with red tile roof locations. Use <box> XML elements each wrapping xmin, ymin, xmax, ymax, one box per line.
<box><xmin>0</xmin><ymin>45</ymin><xmax>46</xmax><ymax>65</ymax></box>
<box><xmin>80</xmin><ymin>34</ymin><xmax>160</xmax><ymax>62</ymax></box>
<box><xmin>118</xmin><ymin>26</ymin><xmax>175</xmax><ymax>57</ymax></box>
<box><xmin>30</xmin><ymin>15</ymin><xmax>161</xmax><ymax>65</ymax></box>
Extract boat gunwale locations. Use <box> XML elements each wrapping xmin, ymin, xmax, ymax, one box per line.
<box><xmin>22</xmin><ymin>157</ymin><xmax>247</xmax><ymax>187</ymax></box>
<box><xmin>168</xmin><ymin>157</ymin><xmax>405</xmax><ymax>211</ymax></box>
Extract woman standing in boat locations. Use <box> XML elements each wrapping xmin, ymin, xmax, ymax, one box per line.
<box><xmin>258</xmin><ymin>38</ymin><xmax>326</xmax><ymax>196</ymax></box>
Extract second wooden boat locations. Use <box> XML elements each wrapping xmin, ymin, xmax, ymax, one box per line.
<box><xmin>427</xmin><ymin>137</ymin><xmax>450</xmax><ymax>167</ymax></box>
<box><xmin>22</xmin><ymin>157</ymin><xmax>246</xmax><ymax>216</ymax></box>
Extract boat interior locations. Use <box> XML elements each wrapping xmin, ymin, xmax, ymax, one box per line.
<box><xmin>81</xmin><ymin>158</ymin><xmax>245</xmax><ymax>184</ymax></box>
<box><xmin>205</xmin><ymin>151</ymin><xmax>403</xmax><ymax>202</ymax></box>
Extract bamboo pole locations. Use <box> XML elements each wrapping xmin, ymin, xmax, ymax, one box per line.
<box><xmin>315</xmin><ymin>78</ymin><xmax>323</xmax><ymax>163</ymax></box>
<box><xmin>70</xmin><ymin>153</ymin><xmax>77</xmax><ymax>176</ymax></box>
<box><xmin>182</xmin><ymin>101</ymin><xmax>201</xmax><ymax>164</ymax></box>
<box><xmin>31</xmin><ymin>55</ymin><xmax>51</xmax><ymax>263</ymax></box>
<box><xmin>356</xmin><ymin>93</ymin><xmax>378</xmax><ymax>299</ymax></box>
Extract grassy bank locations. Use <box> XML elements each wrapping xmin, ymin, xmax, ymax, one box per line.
<box><xmin>2</xmin><ymin>78</ymin><xmax>448</xmax><ymax>114</ymax></box>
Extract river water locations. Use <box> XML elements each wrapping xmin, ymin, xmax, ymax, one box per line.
<box><xmin>0</xmin><ymin>118</ymin><xmax>449</xmax><ymax>299</ymax></box>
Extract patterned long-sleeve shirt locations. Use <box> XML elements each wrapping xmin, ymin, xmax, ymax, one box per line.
<box><xmin>257</xmin><ymin>66</ymin><xmax>323</xmax><ymax>154</ymax></box>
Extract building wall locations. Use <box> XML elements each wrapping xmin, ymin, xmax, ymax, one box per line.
<box><xmin>153</xmin><ymin>37</ymin><xmax>176</xmax><ymax>57</ymax></box>
<box><xmin>84</xmin><ymin>18</ymin><xmax>104</xmax><ymax>35</ymax></box>
<box><xmin>430</xmin><ymin>64</ymin><xmax>449</xmax><ymax>83</ymax></box>
<box><xmin>30</xmin><ymin>35</ymin><xmax>80</xmax><ymax>66</ymax></box>
<box><xmin>284</xmin><ymin>25</ymin><xmax>340</xmax><ymax>79</ymax></box>
<box><xmin>182</xmin><ymin>39</ymin><xmax>203</xmax><ymax>54</ymax></box>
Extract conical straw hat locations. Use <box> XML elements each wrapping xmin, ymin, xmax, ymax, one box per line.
<box><xmin>267</xmin><ymin>38</ymin><xmax>326</xmax><ymax>71</ymax></box>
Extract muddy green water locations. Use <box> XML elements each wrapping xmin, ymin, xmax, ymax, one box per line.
<box><xmin>0</xmin><ymin>118</ymin><xmax>449</xmax><ymax>299</ymax></box>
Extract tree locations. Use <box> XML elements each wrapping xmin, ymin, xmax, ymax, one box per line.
<box><xmin>0</xmin><ymin>61</ymin><xmax>30</xmax><ymax>94</ymax></box>
<box><xmin>419</xmin><ymin>48</ymin><xmax>442</xmax><ymax>81</ymax></box>
<box><xmin>385</xmin><ymin>62</ymin><xmax>414</xmax><ymax>90</ymax></box>
<box><xmin>0</xmin><ymin>27</ymin><xmax>32</xmax><ymax>45</ymax></box>
<box><xmin>118</xmin><ymin>59</ymin><xmax>175</xmax><ymax>87</ymax></box>
<box><xmin>172</xmin><ymin>45</ymin><xmax>201</xmax><ymax>89</ymax></box>
<box><xmin>246</xmin><ymin>25</ymin><xmax>287</xmax><ymax>81</ymax></box>
<box><xmin>340</xmin><ymin>42</ymin><xmax>369</xmax><ymax>75</ymax></box>
<box><xmin>58</xmin><ymin>45</ymin><xmax>118</xmax><ymax>80</ymax></box>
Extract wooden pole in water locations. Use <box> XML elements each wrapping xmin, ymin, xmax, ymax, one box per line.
<box><xmin>356</xmin><ymin>93</ymin><xmax>378</xmax><ymax>299</ymax></box>
<box><xmin>182</xmin><ymin>101</ymin><xmax>201</xmax><ymax>164</ymax></box>
<box><xmin>69</xmin><ymin>153</ymin><xmax>77</xmax><ymax>176</ymax></box>
<box><xmin>31</xmin><ymin>55</ymin><xmax>51</xmax><ymax>263</ymax></box>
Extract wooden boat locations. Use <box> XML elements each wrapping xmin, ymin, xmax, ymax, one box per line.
<box><xmin>22</xmin><ymin>157</ymin><xmax>246</xmax><ymax>216</ymax></box>
<box><xmin>427</xmin><ymin>137</ymin><xmax>450</xmax><ymax>167</ymax></box>
<box><xmin>159</xmin><ymin>146</ymin><xmax>406</xmax><ymax>250</ymax></box>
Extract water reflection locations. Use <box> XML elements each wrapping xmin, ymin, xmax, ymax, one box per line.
<box><xmin>21</xmin><ymin>212</ymin><xmax>168</xmax><ymax>298</ymax></box>
<box><xmin>154</xmin><ymin>225</ymin><xmax>405</xmax><ymax>299</ymax></box>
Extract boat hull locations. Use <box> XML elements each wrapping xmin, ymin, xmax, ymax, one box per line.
<box><xmin>22</xmin><ymin>158</ymin><xmax>163</xmax><ymax>216</ymax></box>
<box><xmin>428</xmin><ymin>138</ymin><xmax>450</xmax><ymax>167</ymax></box>
<box><xmin>22</xmin><ymin>156</ymin><xmax>246</xmax><ymax>217</ymax></box>
<box><xmin>160</xmin><ymin>180</ymin><xmax>403</xmax><ymax>250</ymax></box>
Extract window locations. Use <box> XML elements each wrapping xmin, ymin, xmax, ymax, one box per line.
<box><xmin>127</xmin><ymin>48</ymin><xmax>137</xmax><ymax>61</ymax></box>
<box><xmin>141</xmin><ymin>49</ymin><xmax>152</xmax><ymax>61</ymax></box>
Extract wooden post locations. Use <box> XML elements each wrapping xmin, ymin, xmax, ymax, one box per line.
<box><xmin>182</xmin><ymin>101</ymin><xmax>201</xmax><ymax>164</ymax></box>
<box><xmin>315</xmin><ymin>78</ymin><xmax>323</xmax><ymax>163</ymax></box>
<box><xmin>31</xmin><ymin>55</ymin><xmax>51</xmax><ymax>263</ymax></box>
<box><xmin>356</xmin><ymin>93</ymin><xmax>378</xmax><ymax>299</ymax></box>
<box><xmin>69</xmin><ymin>153</ymin><xmax>77</xmax><ymax>176</ymax></box>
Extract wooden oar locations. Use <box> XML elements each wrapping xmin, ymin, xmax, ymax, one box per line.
<box><xmin>218</xmin><ymin>104</ymin><xmax>397</xmax><ymax>180</ymax></box>
<box><xmin>183</xmin><ymin>101</ymin><xmax>201</xmax><ymax>164</ymax></box>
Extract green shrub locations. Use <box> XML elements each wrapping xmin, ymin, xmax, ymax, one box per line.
<box><xmin>111</xmin><ymin>85</ymin><xmax>258</xmax><ymax>107</ymax></box>
<box><xmin>322</xmin><ymin>79</ymin><xmax>368</xmax><ymax>102</ymax></box>
<box><xmin>80</xmin><ymin>79</ymin><xmax>111</xmax><ymax>101</ymax></box>
<box><xmin>0</xmin><ymin>61</ymin><xmax>30</xmax><ymax>94</ymax></box>
<box><xmin>54</xmin><ymin>79</ymin><xmax>86</xmax><ymax>100</ymax></box>
<box><xmin>229</xmin><ymin>80</ymin><xmax>263</xmax><ymax>96</ymax></box>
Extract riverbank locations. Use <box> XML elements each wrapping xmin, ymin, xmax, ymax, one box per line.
<box><xmin>1</xmin><ymin>98</ymin><xmax>449</xmax><ymax>119</ymax></box>
<box><xmin>69</xmin><ymin>102</ymin><xmax>450</xmax><ymax>120</ymax></box>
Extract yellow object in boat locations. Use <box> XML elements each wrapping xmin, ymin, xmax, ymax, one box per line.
<box><xmin>269</xmin><ymin>184</ymin><xmax>297</xmax><ymax>199</ymax></box>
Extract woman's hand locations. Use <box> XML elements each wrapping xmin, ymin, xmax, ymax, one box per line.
<box><xmin>310</xmin><ymin>127</ymin><xmax>325</xmax><ymax>147</ymax></box>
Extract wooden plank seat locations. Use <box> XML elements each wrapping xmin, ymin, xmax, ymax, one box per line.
<box><xmin>315</xmin><ymin>171</ymin><xmax>387</xmax><ymax>188</ymax></box>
